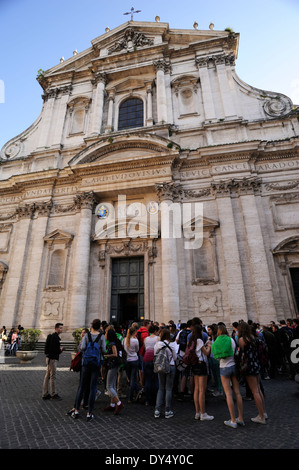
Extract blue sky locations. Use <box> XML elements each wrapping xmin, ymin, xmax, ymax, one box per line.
<box><xmin>0</xmin><ymin>0</ymin><xmax>298</xmax><ymax>149</ymax></box>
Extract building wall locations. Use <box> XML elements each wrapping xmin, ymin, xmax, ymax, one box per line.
<box><xmin>0</xmin><ymin>21</ymin><xmax>299</xmax><ymax>338</ymax></box>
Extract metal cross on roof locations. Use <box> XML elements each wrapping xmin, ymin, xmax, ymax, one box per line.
<box><xmin>123</xmin><ymin>7</ymin><xmax>141</xmax><ymax>21</ymax></box>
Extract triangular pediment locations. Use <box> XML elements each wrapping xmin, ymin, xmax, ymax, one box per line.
<box><xmin>40</xmin><ymin>21</ymin><xmax>238</xmax><ymax>81</ymax></box>
<box><xmin>44</xmin><ymin>229</ymin><xmax>74</xmax><ymax>244</ymax></box>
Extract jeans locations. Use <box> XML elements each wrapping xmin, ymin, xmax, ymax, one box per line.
<box><xmin>74</xmin><ymin>364</ymin><xmax>100</xmax><ymax>413</ymax></box>
<box><xmin>143</xmin><ymin>361</ymin><xmax>158</xmax><ymax>404</ymax></box>
<box><xmin>106</xmin><ymin>366</ymin><xmax>119</xmax><ymax>398</ymax></box>
<box><xmin>155</xmin><ymin>365</ymin><xmax>175</xmax><ymax>412</ymax></box>
<box><xmin>126</xmin><ymin>359</ymin><xmax>140</xmax><ymax>401</ymax></box>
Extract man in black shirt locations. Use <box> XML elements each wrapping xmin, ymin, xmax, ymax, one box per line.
<box><xmin>42</xmin><ymin>323</ymin><xmax>64</xmax><ymax>400</ymax></box>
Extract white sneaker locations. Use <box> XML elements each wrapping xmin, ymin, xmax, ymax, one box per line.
<box><xmin>251</xmin><ymin>415</ymin><xmax>266</xmax><ymax>425</ymax></box>
<box><xmin>194</xmin><ymin>413</ymin><xmax>200</xmax><ymax>420</ymax></box>
<box><xmin>200</xmin><ymin>413</ymin><xmax>214</xmax><ymax>421</ymax></box>
<box><xmin>224</xmin><ymin>419</ymin><xmax>237</xmax><ymax>429</ymax></box>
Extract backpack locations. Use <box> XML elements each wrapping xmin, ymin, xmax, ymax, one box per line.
<box><xmin>281</xmin><ymin>328</ymin><xmax>293</xmax><ymax>348</ymax></box>
<box><xmin>70</xmin><ymin>351</ymin><xmax>82</xmax><ymax>372</ymax></box>
<box><xmin>153</xmin><ymin>341</ymin><xmax>172</xmax><ymax>374</ymax></box>
<box><xmin>82</xmin><ymin>332</ymin><xmax>102</xmax><ymax>368</ymax></box>
<box><xmin>255</xmin><ymin>337</ymin><xmax>269</xmax><ymax>367</ymax></box>
<box><xmin>183</xmin><ymin>341</ymin><xmax>198</xmax><ymax>366</ymax></box>
<box><xmin>178</xmin><ymin>329</ymin><xmax>189</xmax><ymax>353</ymax></box>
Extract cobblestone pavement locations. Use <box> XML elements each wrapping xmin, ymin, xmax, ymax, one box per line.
<box><xmin>0</xmin><ymin>351</ymin><xmax>298</xmax><ymax>451</ymax></box>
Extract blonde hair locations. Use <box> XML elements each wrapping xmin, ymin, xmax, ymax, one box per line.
<box><xmin>126</xmin><ymin>326</ymin><xmax>137</xmax><ymax>347</ymax></box>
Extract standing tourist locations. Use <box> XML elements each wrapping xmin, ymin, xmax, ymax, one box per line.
<box><xmin>154</xmin><ymin>328</ymin><xmax>177</xmax><ymax>419</ymax></box>
<box><xmin>143</xmin><ymin>324</ymin><xmax>159</xmax><ymax>405</ymax></box>
<box><xmin>238</xmin><ymin>322</ymin><xmax>267</xmax><ymax>424</ymax></box>
<box><xmin>189</xmin><ymin>324</ymin><xmax>214</xmax><ymax>421</ymax></box>
<box><xmin>71</xmin><ymin>319</ymin><xmax>105</xmax><ymax>421</ymax></box>
<box><xmin>212</xmin><ymin>324</ymin><xmax>244</xmax><ymax>428</ymax></box>
<box><xmin>123</xmin><ymin>325</ymin><xmax>141</xmax><ymax>403</ymax></box>
<box><xmin>103</xmin><ymin>328</ymin><xmax>124</xmax><ymax>415</ymax></box>
<box><xmin>42</xmin><ymin>323</ymin><xmax>64</xmax><ymax>400</ymax></box>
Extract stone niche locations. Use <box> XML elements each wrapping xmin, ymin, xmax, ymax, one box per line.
<box><xmin>171</xmin><ymin>75</ymin><xmax>201</xmax><ymax>119</ymax></box>
<box><xmin>39</xmin><ymin>229</ymin><xmax>74</xmax><ymax>328</ymax></box>
<box><xmin>66</xmin><ymin>96</ymin><xmax>91</xmax><ymax>136</ymax></box>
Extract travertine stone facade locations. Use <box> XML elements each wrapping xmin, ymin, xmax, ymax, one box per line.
<box><xmin>1</xmin><ymin>20</ymin><xmax>299</xmax><ymax>338</ymax></box>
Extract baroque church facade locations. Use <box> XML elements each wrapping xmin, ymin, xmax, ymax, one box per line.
<box><xmin>1</xmin><ymin>19</ymin><xmax>299</xmax><ymax>338</ymax></box>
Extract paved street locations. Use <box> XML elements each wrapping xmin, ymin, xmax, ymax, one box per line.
<box><xmin>0</xmin><ymin>351</ymin><xmax>298</xmax><ymax>451</ymax></box>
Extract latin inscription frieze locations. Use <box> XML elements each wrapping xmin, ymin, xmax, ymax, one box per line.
<box><xmin>257</xmin><ymin>160</ymin><xmax>299</xmax><ymax>172</ymax></box>
<box><xmin>82</xmin><ymin>168</ymin><xmax>170</xmax><ymax>185</ymax></box>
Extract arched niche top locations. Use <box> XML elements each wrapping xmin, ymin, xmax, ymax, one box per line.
<box><xmin>273</xmin><ymin>236</ymin><xmax>299</xmax><ymax>254</ymax></box>
<box><xmin>68</xmin><ymin>133</ymin><xmax>180</xmax><ymax>166</ymax></box>
<box><xmin>67</xmin><ymin>96</ymin><xmax>92</xmax><ymax>108</ymax></box>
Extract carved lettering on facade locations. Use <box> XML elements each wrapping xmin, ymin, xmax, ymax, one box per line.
<box><xmin>257</xmin><ymin>160</ymin><xmax>299</xmax><ymax>173</ymax></box>
<box><xmin>83</xmin><ymin>168</ymin><xmax>169</xmax><ymax>185</ymax></box>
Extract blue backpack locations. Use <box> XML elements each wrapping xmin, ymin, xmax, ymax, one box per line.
<box><xmin>82</xmin><ymin>332</ymin><xmax>102</xmax><ymax>368</ymax></box>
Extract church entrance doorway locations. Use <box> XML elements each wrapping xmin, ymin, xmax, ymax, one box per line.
<box><xmin>290</xmin><ymin>267</ymin><xmax>299</xmax><ymax>313</ymax></box>
<box><xmin>110</xmin><ymin>257</ymin><xmax>144</xmax><ymax>327</ymax></box>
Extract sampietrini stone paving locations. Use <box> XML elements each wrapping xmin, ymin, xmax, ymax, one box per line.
<box><xmin>1</xmin><ymin>18</ymin><xmax>299</xmax><ymax>339</ymax></box>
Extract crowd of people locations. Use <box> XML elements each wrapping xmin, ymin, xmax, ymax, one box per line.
<box><xmin>55</xmin><ymin>315</ymin><xmax>299</xmax><ymax>425</ymax></box>
<box><xmin>0</xmin><ymin>325</ymin><xmax>24</xmax><ymax>356</ymax></box>
<box><xmin>2</xmin><ymin>316</ymin><xmax>298</xmax><ymax>427</ymax></box>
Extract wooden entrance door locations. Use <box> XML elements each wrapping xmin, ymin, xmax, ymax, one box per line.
<box><xmin>110</xmin><ymin>257</ymin><xmax>144</xmax><ymax>326</ymax></box>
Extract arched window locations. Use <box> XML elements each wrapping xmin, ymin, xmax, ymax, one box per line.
<box><xmin>118</xmin><ymin>98</ymin><xmax>144</xmax><ymax>130</ymax></box>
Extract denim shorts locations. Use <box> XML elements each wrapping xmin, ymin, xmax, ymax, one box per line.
<box><xmin>220</xmin><ymin>365</ymin><xmax>236</xmax><ymax>377</ymax></box>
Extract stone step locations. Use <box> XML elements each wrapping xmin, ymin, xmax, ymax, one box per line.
<box><xmin>34</xmin><ymin>341</ymin><xmax>76</xmax><ymax>352</ymax></box>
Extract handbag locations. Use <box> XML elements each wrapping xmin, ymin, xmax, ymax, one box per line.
<box><xmin>70</xmin><ymin>351</ymin><xmax>82</xmax><ymax>372</ymax></box>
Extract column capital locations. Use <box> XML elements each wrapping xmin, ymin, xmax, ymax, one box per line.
<box><xmin>91</xmin><ymin>72</ymin><xmax>107</xmax><ymax>87</ymax></box>
<box><xmin>211</xmin><ymin>177</ymin><xmax>262</xmax><ymax>197</ymax></box>
<box><xmin>153</xmin><ymin>59</ymin><xmax>171</xmax><ymax>73</ymax></box>
<box><xmin>74</xmin><ymin>191</ymin><xmax>97</xmax><ymax>211</ymax></box>
<box><xmin>156</xmin><ymin>182</ymin><xmax>183</xmax><ymax>202</ymax></box>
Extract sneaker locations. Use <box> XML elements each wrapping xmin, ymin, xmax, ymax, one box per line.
<box><xmin>224</xmin><ymin>419</ymin><xmax>237</xmax><ymax>429</ymax></box>
<box><xmin>71</xmin><ymin>411</ymin><xmax>79</xmax><ymax>419</ymax></box>
<box><xmin>66</xmin><ymin>408</ymin><xmax>75</xmax><ymax>416</ymax></box>
<box><xmin>200</xmin><ymin>413</ymin><xmax>214</xmax><ymax>421</ymax></box>
<box><xmin>103</xmin><ymin>404</ymin><xmax>115</xmax><ymax>412</ymax></box>
<box><xmin>42</xmin><ymin>394</ymin><xmax>51</xmax><ymax>400</ymax></box>
<box><xmin>154</xmin><ymin>410</ymin><xmax>160</xmax><ymax>419</ymax></box>
<box><xmin>251</xmin><ymin>415</ymin><xmax>266</xmax><ymax>425</ymax></box>
<box><xmin>212</xmin><ymin>390</ymin><xmax>223</xmax><ymax>397</ymax></box>
<box><xmin>236</xmin><ymin>418</ymin><xmax>245</xmax><ymax>426</ymax></box>
<box><xmin>194</xmin><ymin>413</ymin><xmax>200</xmax><ymax>420</ymax></box>
<box><xmin>51</xmin><ymin>394</ymin><xmax>62</xmax><ymax>400</ymax></box>
<box><xmin>165</xmin><ymin>411</ymin><xmax>174</xmax><ymax>419</ymax></box>
<box><xmin>114</xmin><ymin>403</ymin><xmax>124</xmax><ymax>415</ymax></box>
<box><xmin>135</xmin><ymin>389</ymin><xmax>143</xmax><ymax>402</ymax></box>
<box><xmin>86</xmin><ymin>413</ymin><xmax>94</xmax><ymax>422</ymax></box>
